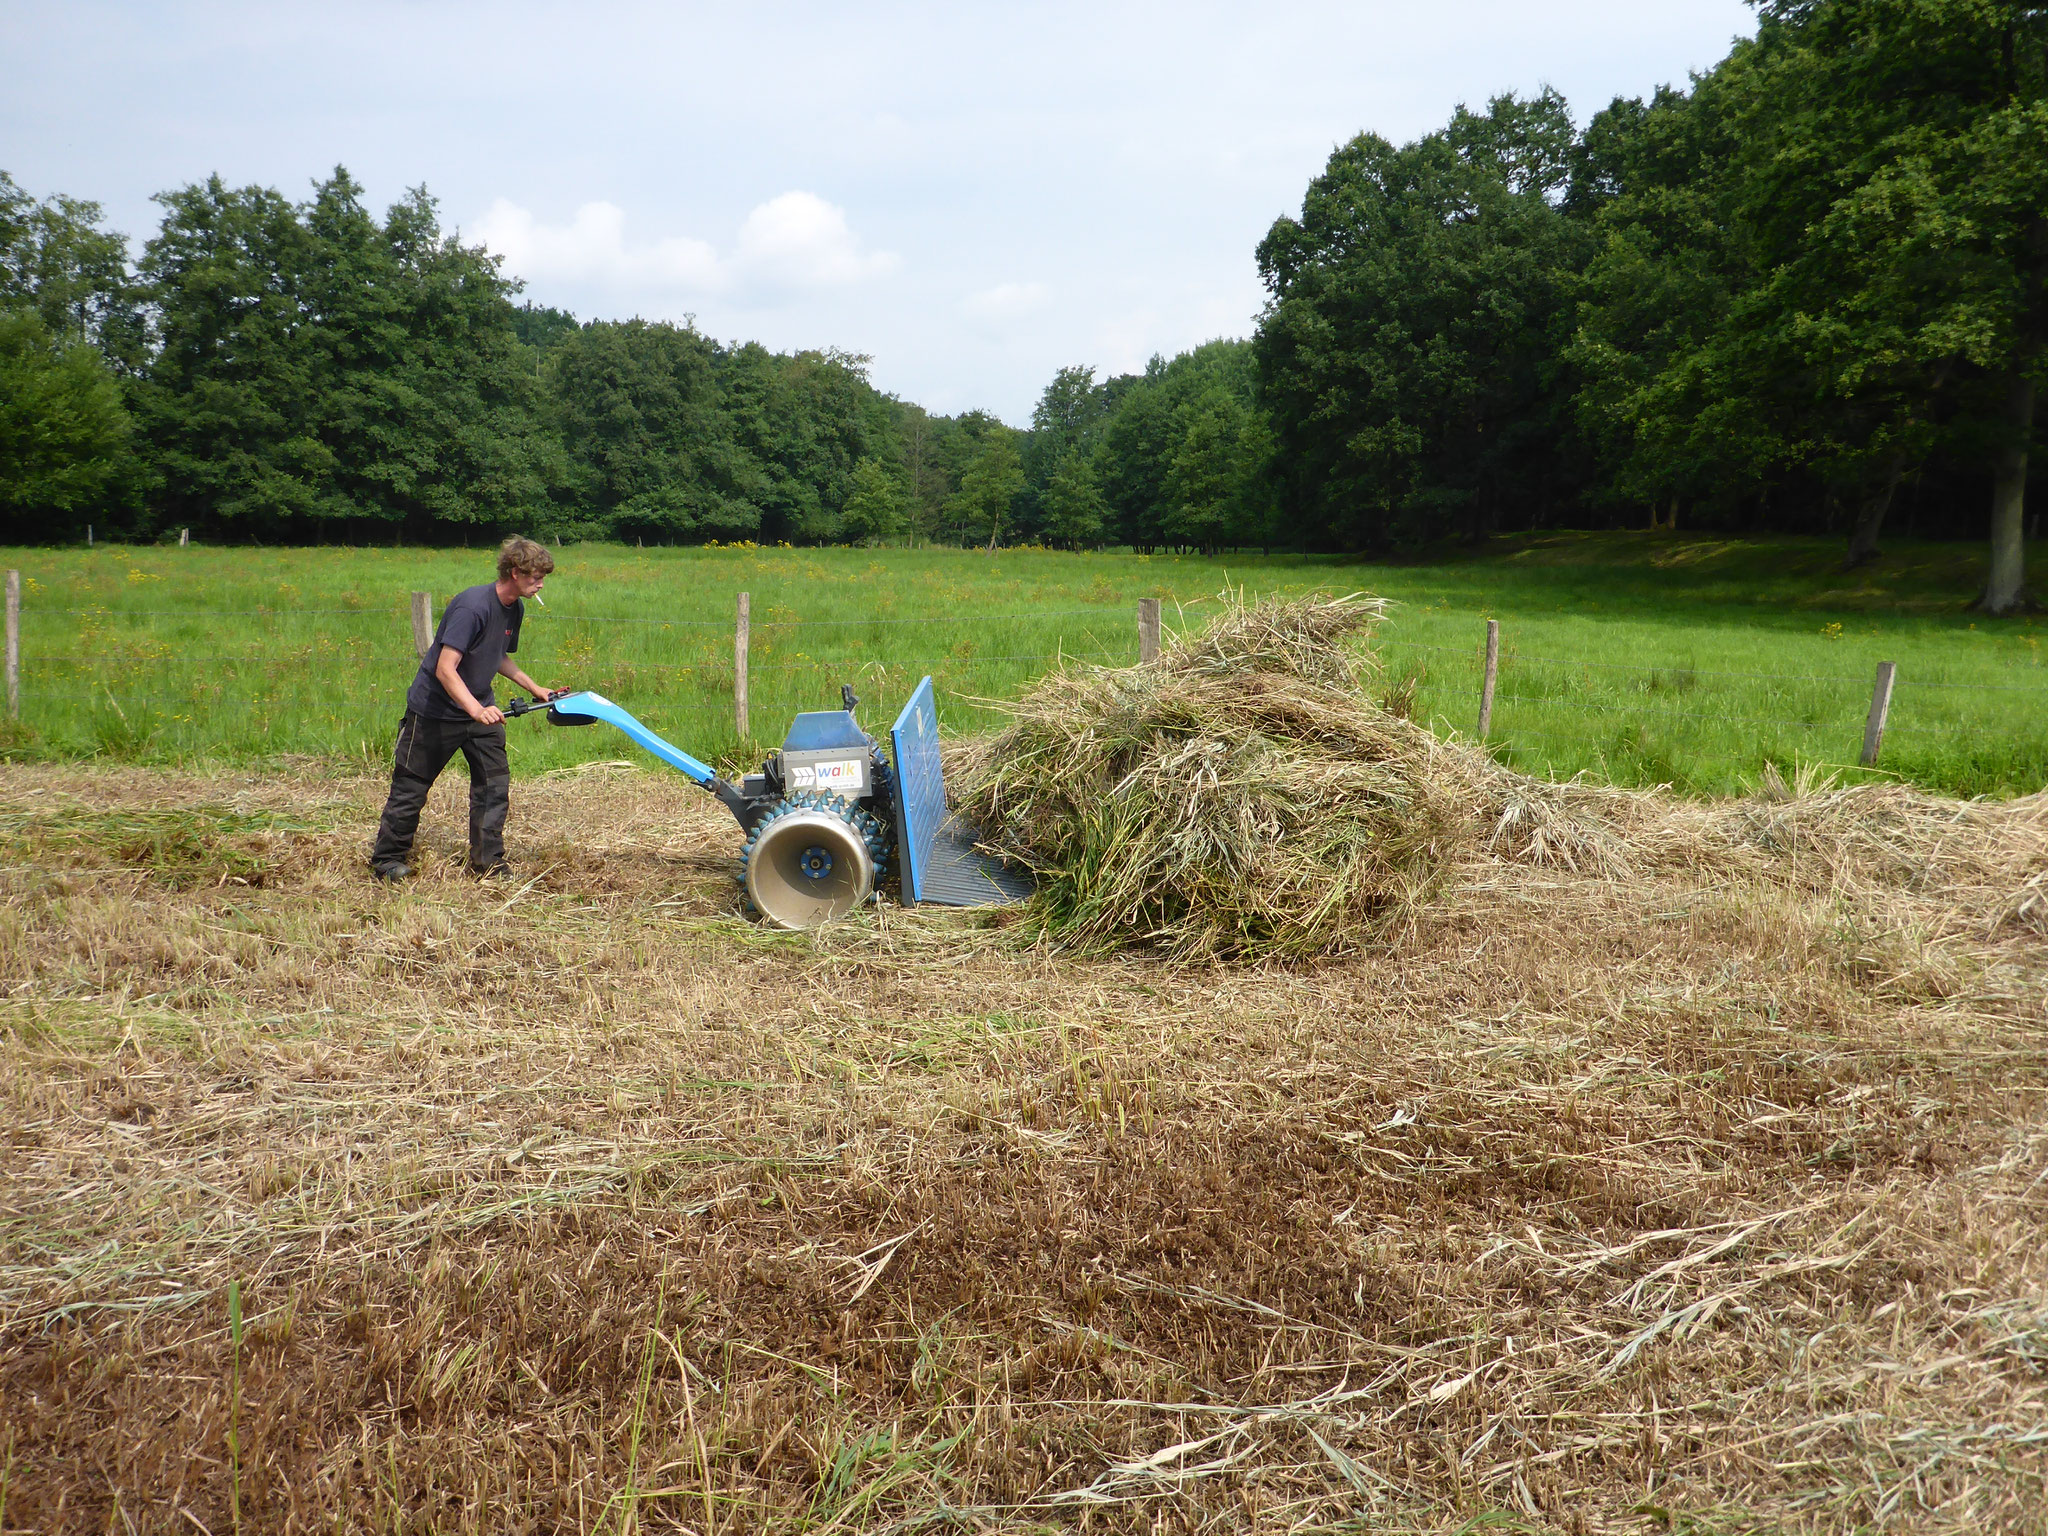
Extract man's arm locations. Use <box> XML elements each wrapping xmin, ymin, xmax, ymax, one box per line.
<box><xmin>497</xmin><ymin>656</ymin><xmax>559</xmax><ymax>701</ymax></box>
<box><xmin>435</xmin><ymin>647</ymin><xmax>504</xmax><ymax>726</ymax></box>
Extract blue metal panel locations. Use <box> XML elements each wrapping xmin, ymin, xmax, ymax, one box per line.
<box><xmin>888</xmin><ymin>678</ymin><xmax>1033</xmax><ymax>908</ymax></box>
<box><xmin>890</xmin><ymin>677</ymin><xmax>945</xmax><ymax>903</ymax></box>
<box><xmin>545</xmin><ymin>691</ymin><xmax>716</xmax><ymax>785</ymax></box>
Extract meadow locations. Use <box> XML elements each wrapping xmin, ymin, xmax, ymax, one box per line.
<box><xmin>2</xmin><ymin>540</ymin><xmax>2044</xmax><ymax>1531</ymax></box>
<box><xmin>5</xmin><ymin>532</ymin><xmax>2045</xmax><ymax>797</ymax></box>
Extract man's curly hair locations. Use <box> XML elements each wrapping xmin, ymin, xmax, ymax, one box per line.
<box><xmin>497</xmin><ymin>536</ymin><xmax>555</xmax><ymax>581</ymax></box>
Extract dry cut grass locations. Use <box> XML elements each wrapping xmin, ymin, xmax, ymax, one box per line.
<box><xmin>0</xmin><ymin>719</ymin><xmax>2043</xmax><ymax>1531</ymax></box>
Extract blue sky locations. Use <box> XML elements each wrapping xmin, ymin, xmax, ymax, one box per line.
<box><xmin>3</xmin><ymin>1</ymin><xmax>1755</xmax><ymax>423</ymax></box>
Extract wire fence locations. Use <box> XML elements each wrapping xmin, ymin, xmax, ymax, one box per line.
<box><xmin>5</xmin><ymin>574</ymin><xmax>2046</xmax><ymax>794</ymax></box>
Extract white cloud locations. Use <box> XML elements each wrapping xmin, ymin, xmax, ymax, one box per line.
<box><xmin>961</xmin><ymin>281</ymin><xmax>1051</xmax><ymax>321</ymax></box>
<box><xmin>476</xmin><ymin>198</ymin><xmax>720</xmax><ymax>289</ymax></box>
<box><xmin>733</xmin><ymin>191</ymin><xmax>899</xmax><ymax>288</ymax></box>
<box><xmin>475</xmin><ymin>192</ymin><xmax>894</xmax><ymax>297</ymax></box>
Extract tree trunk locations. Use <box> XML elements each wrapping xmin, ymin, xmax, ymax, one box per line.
<box><xmin>1844</xmin><ymin>455</ymin><xmax>1904</xmax><ymax>569</ymax></box>
<box><xmin>1979</xmin><ymin>372</ymin><xmax>2035</xmax><ymax>615</ymax></box>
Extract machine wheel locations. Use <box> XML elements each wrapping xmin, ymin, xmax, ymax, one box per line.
<box><xmin>736</xmin><ymin>792</ymin><xmax>889</xmax><ymax>929</ymax></box>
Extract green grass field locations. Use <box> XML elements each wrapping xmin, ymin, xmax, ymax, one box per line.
<box><xmin>4</xmin><ymin>532</ymin><xmax>2044</xmax><ymax>796</ymax></box>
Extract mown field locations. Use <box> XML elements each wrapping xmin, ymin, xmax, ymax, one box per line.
<box><xmin>0</xmin><ymin>752</ymin><xmax>2042</xmax><ymax>1533</ymax></box>
<box><xmin>4</xmin><ymin>533</ymin><xmax>2044</xmax><ymax>797</ymax></box>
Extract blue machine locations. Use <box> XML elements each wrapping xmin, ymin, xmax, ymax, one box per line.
<box><xmin>518</xmin><ymin>682</ymin><xmax>1026</xmax><ymax>929</ymax></box>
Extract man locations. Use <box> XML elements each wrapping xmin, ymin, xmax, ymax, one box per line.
<box><xmin>370</xmin><ymin>536</ymin><xmax>564</xmax><ymax>881</ymax></box>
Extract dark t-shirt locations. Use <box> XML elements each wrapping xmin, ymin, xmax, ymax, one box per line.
<box><xmin>405</xmin><ymin>583</ymin><xmax>523</xmax><ymax>720</ymax></box>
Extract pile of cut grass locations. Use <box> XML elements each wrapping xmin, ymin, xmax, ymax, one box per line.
<box><xmin>957</xmin><ymin>593</ymin><xmax>1481</xmax><ymax>959</ymax></box>
<box><xmin>961</xmin><ymin>591</ymin><xmax>2048</xmax><ymax>962</ymax></box>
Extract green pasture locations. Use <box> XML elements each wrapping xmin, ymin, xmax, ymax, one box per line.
<box><xmin>2</xmin><ymin>533</ymin><xmax>2043</xmax><ymax>797</ymax></box>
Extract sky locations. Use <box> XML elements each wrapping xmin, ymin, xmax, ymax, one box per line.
<box><xmin>2</xmin><ymin>1</ymin><xmax>1756</xmax><ymax>424</ymax></box>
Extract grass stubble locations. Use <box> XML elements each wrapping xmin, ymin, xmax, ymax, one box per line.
<box><xmin>0</xmin><ymin>599</ymin><xmax>2044</xmax><ymax>1532</ymax></box>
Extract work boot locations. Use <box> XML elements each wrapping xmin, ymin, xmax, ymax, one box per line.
<box><xmin>472</xmin><ymin>861</ymin><xmax>513</xmax><ymax>882</ymax></box>
<box><xmin>371</xmin><ymin>861</ymin><xmax>411</xmax><ymax>882</ymax></box>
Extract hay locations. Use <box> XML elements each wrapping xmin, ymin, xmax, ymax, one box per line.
<box><xmin>957</xmin><ymin>594</ymin><xmax>1483</xmax><ymax>959</ymax></box>
<box><xmin>1</xmin><ymin>756</ymin><xmax>2046</xmax><ymax>1532</ymax></box>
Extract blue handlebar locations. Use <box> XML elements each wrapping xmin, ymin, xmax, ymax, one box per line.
<box><xmin>543</xmin><ymin>691</ymin><xmax>717</xmax><ymax>785</ymax></box>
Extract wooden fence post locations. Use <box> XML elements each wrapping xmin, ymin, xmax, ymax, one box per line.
<box><xmin>735</xmin><ymin>591</ymin><xmax>751</xmax><ymax>739</ymax></box>
<box><xmin>179</xmin><ymin>527</ymin><xmax>189</xmax><ymax>547</ymax></box>
<box><xmin>5</xmin><ymin>570</ymin><xmax>19</xmax><ymax>722</ymax></box>
<box><xmin>1478</xmin><ymin>619</ymin><xmax>1500</xmax><ymax>741</ymax></box>
<box><xmin>1861</xmin><ymin>661</ymin><xmax>1897</xmax><ymax>767</ymax></box>
<box><xmin>1138</xmin><ymin>597</ymin><xmax>1161</xmax><ymax>663</ymax></box>
<box><xmin>410</xmin><ymin>592</ymin><xmax>433</xmax><ymax>659</ymax></box>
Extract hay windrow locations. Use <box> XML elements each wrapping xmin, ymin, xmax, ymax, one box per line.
<box><xmin>959</xmin><ymin>592</ymin><xmax>2048</xmax><ymax>963</ymax></box>
<box><xmin>956</xmin><ymin>595</ymin><xmax>1474</xmax><ymax>960</ymax></box>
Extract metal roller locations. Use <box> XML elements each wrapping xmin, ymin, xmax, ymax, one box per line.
<box><xmin>742</xmin><ymin>802</ymin><xmax>878</xmax><ymax>929</ymax></box>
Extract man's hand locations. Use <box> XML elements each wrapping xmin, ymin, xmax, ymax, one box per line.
<box><xmin>473</xmin><ymin>704</ymin><xmax>505</xmax><ymax>726</ymax></box>
<box><xmin>497</xmin><ymin>658</ymin><xmax>561</xmax><ymax>704</ymax></box>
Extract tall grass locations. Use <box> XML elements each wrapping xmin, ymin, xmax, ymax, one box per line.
<box><xmin>3</xmin><ymin>533</ymin><xmax>2043</xmax><ymax>796</ymax></box>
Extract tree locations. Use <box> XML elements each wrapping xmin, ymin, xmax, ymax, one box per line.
<box><xmin>0</xmin><ymin>309</ymin><xmax>142</xmax><ymax>539</ymax></box>
<box><xmin>1039</xmin><ymin>453</ymin><xmax>1107</xmax><ymax>547</ymax></box>
<box><xmin>1162</xmin><ymin>389</ymin><xmax>1274</xmax><ymax>553</ymax></box>
<box><xmin>0</xmin><ymin>171</ymin><xmax>145</xmax><ymax>368</ymax></box>
<box><xmin>0</xmin><ymin>173</ymin><xmax>148</xmax><ymax>537</ymax></box>
<box><xmin>1026</xmin><ymin>366</ymin><xmax>1113</xmax><ymax>486</ymax></box>
<box><xmin>546</xmin><ymin>318</ymin><xmax>758</xmax><ymax>539</ymax></box>
<box><xmin>711</xmin><ymin>344</ymin><xmax>893</xmax><ymax>543</ymax></box>
<box><xmin>511</xmin><ymin>302</ymin><xmax>581</xmax><ymax>352</ymax></box>
<box><xmin>1567</xmin><ymin>76</ymin><xmax>1776</xmax><ymax>533</ymax></box>
<box><xmin>1255</xmin><ymin>91</ymin><xmax>1594</xmax><ymax>550</ymax></box>
<box><xmin>946</xmin><ymin>428</ymin><xmax>1024</xmax><ymax>547</ymax></box>
<box><xmin>840</xmin><ymin>455</ymin><xmax>904</xmax><ymax>544</ymax></box>
<box><xmin>129</xmin><ymin>176</ymin><xmax>324</xmax><ymax>531</ymax></box>
<box><xmin>1571</xmin><ymin>5</ymin><xmax>2048</xmax><ymax>594</ymax></box>
<box><xmin>1093</xmin><ymin>367</ymin><xmax>1176</xmax><ymax>551</ymax></box>
<box><xmin>894</xmin><ymin>403</ymin><xmax>946</xmax><ymax>544</ymax></box>
<box><xmin>1078</xmin><ymin>342</ymin><xmax>1276</xmax><ymax>551</ymax></box>
<box><xmin>303</xmin><ymin>174</ymin><xmax>560</xmax><ymax>534</ymax></box>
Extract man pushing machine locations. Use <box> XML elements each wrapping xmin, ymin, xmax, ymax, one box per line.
<box><xmin>370</xmin><ymin>536</ymin><xmax>565</xmax><ymax>881</ymax></box>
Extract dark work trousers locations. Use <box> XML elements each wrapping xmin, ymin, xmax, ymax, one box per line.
<box><xmin>371</xmin><ymin>713</ymin><xmax>511</xmax><ymax>872</ymax></box>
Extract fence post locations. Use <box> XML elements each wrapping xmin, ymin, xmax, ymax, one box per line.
<box><xmin>5</xmin><ymin>570</ymin><xmax>18</xmax><ymax>722</ymax></box>
<box><xmin>410</xmin><ymin>591</ymin><xmax>433</xmax><ymax>659</ymax></box>
<box><xmin>1861</xmin><ymin>661</ymin><xmax>1897</xmax><ymax>767</ymax></box>
<box><xmin>735</xmin><ymin>591</ymin><xmax>751</xmax><ymax>739</ymax></box>
<box><xmin>179</xmin><ymin>527</ymin><xmax>189</xmax><ymax>547</ymax></box>
<box><xmin>1478</xmin><ymin>619</ymin><xmax>1500</xmax><ymax>741</ymax></box>
<box><xmin>1138</xmin><ymin>597</ymin><xmax>1161</xmax><ymax>663</ymax></box>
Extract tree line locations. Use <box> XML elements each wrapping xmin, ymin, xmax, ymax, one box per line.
<box><xmin>0</xmin><ymin>167</ymin><xmax>1009</xmax><ymax>548</ymax></box>
<box><xmin>3</xmin><ymin>1</ymin><xmax>2041</xmax><ymax>607</ymax></box>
